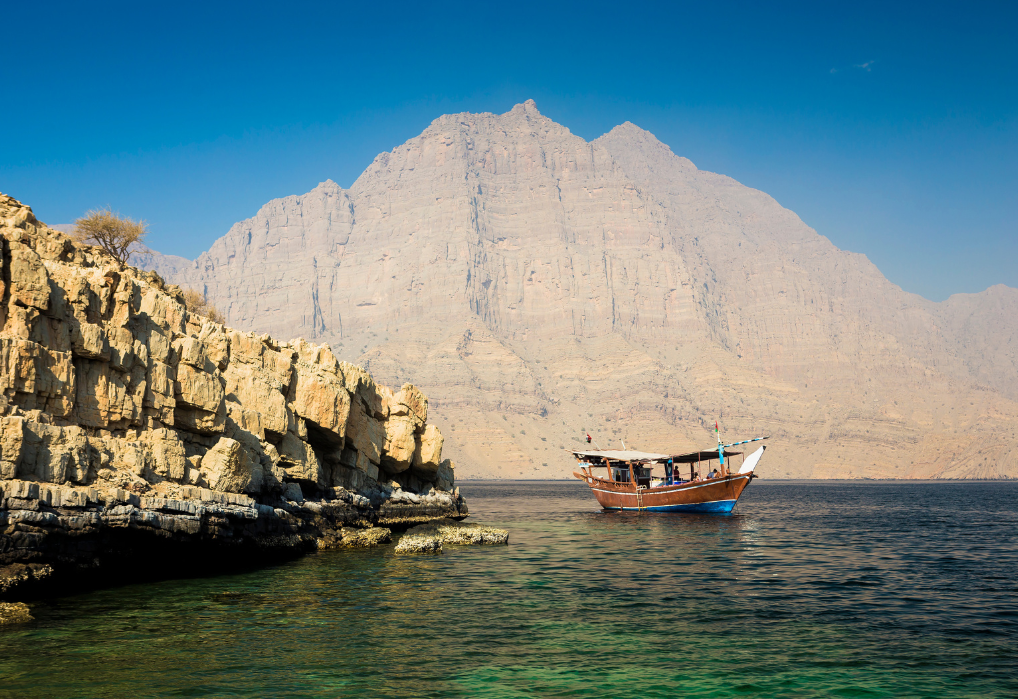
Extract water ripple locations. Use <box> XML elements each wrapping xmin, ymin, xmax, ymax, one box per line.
<box><xmin>0</xmin><ymin>481</ymin><xmax>1016</xmax><ymax>697</ymax></box>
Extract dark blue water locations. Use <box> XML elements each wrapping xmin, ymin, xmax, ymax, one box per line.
<box><xmin>1</xmin><ymin>481</ymin><xmax>1016</xmax><ymax>697</ymax></box>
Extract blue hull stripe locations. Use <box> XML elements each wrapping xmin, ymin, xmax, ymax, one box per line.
<box><xmin>603</xmin><ymin>499</ymin><xmax>737</xmax><ymax>514</ymax></box>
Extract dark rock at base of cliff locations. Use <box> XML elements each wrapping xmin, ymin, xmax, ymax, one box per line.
<box><xmin>0</xmin><ymin>478</ymin><xmax>466</xmax><ymax>600</ymax></box>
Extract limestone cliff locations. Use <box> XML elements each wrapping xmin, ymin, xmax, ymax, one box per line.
<box><xmin>142</xmin><ymin>101</ymin><xmax>1018</xmax><ymax>480</ymax></box>
<box><xmin>0</xmin><ymin>193</ymin><xmax>463</xmax><ymax>599</ymax></box>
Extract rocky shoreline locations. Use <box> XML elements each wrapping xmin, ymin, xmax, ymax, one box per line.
<box><xmin>0</xmin><ymin>193</ymin><xmax>473</xmax><ymax>602</ymax></box>
<box><xmin>0</xmin><ymin>477</ymin><xmax>468</xmax><ymax>600</ymax></box>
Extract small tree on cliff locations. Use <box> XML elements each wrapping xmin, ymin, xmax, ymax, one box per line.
<box><xmin>73</xmin><ymin>207</ymin><xmax>147</xmax><ymax>265</ymax></box>
<box><xmin>182</xmin><ymin>288</ymin><xmax>226</xmax><ymax>325</ymax></box>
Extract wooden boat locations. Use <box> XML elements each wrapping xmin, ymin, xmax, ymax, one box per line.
<box><xmin>571</xmin><ymin>438</ymin><xmax>767</xmax><ymax>513</ymax></box>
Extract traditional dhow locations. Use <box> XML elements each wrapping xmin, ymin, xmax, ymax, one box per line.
<box><xmin>571</xmin><ymin>438</ymin><xmax>767</xmax><ymax>513</ymax></box>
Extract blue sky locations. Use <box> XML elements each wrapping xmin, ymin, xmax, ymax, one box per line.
<box><xmin>3</xmin><ymin>0</ymin><xmax>1015</xmax><ymax>301</ymax></box>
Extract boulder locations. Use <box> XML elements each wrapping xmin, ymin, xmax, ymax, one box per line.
<box><xmin>199</xmin><ymin>437</ymin><xmax>253</xmax><ymax>493</ymax></box>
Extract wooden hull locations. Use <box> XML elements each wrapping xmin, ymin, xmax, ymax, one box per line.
<box><xmin>573</xmin><ymin>471</ymin><xmax>754</xmax><ymax>513</ymax></box>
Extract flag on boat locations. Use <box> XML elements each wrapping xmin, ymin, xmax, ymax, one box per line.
<box><xmin>586</xmin><ymin>433</ymin><xmax>592</xmax><ymax>443</ymax></box>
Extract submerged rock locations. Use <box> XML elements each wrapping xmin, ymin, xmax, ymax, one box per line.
<box><xmin>394</xmin><ymin>518</ymin><xmax>508</xmax><ymax>554</ymax></box>
<box><xmin>0</xmin><ymin>601</ymin><xmax>32</xmax><ymax>625</ymax></box>
<box><xmin>394</xmin><ymin>533</ymin><xmax>444</xmax><ymax>554</ymax></box>
<box><xmin>318</xmin><ymin>526</ymin><xmax>392</xmax><ymax>549</ymax></box>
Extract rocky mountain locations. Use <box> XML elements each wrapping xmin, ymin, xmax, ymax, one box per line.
<box><xmin>143</xmin><ymin>101</ymin><xmax>1018</xmax><ymax>479</ymax></box>
<box><xmin>0</xmin><ymin>193</ymin><xmax>463</xmax><ymax>598</ymax></box>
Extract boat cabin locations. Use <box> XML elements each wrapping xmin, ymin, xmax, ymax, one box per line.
<box><xmin>573</xmin><ymin>448</ymin><xmax>747</xmax><ymax>487</ymax></box>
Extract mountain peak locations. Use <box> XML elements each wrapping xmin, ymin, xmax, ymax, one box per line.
<box><xmin>595</xmin><ymin>121</ymin><xmax>697</xmax><ymax>177</ymax></box>
<box><xmin>509</xmin><ymin>99</ymin><xmax>541</xmax><ymax>116</ymax></box>
<box><xmin>607</xmin><ymin>120</ymin><xmax>653</xmax><ymax>137</ymax></box>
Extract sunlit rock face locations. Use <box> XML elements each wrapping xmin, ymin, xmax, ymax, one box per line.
<box><xmin>146</xmin><ymin>101</ymin><xmax>1018</xmax><ymax>480</ymax></box>
<box><xmin>0</xmin><ymin>193</ymin><xmax>464</xmax><ymax>598</ymax></box>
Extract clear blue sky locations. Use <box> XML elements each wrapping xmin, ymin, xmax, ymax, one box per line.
<box><xmin>3</xmin><ymin>0</ymin><xmax>1015</xmax><ymax>301</ymax></box>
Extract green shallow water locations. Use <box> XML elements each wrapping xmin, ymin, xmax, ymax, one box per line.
<box><xmin>2</xmin><ymin>481</ymin><xmax>1017</xmax><ymax>698</ymax></box>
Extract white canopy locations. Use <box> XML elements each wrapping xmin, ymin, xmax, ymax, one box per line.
<box><xmin>572</xmin><ymin>450</ymin><xmax>671</xmax><ymax>462</ymax></box>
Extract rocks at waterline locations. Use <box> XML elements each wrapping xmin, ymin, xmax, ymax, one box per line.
<box><xmin>0</xmin><ymin>477</ymin><xmax>466</xmax><ymax>597</ymax></box>
<box><xmin>0</xmin><ymin>600</ymin><xmax>32</xmax><ymax>625</ymax></box>
<box><xmin>393</xmin><ymin>518</ymin><xmax>509</xmax><ymax>554</ymax></box>
<box><xmin>0</xmin><ymin>193</ymin><xmax>463</xmax><ymax>598</ymax></box>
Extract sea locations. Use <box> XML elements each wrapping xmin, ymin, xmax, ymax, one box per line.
<box><xmin>1</xmin><ymin>480</ymin><xmax>1016</xmax><ymax>698</ymax></box>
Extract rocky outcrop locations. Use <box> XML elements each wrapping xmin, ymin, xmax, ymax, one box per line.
<box><xmin>0</xmin><ymin>600</ymin><xmax>31</xmax><ymax>625</ymax></box>
<box><xmin>393</xmin><ymin>518</ymin><xmax>509</xmax><ymax>554</ymax></box>
<box><xmin>0</xmin><ymin>193</ymin><xmax>464</xmax><ymax>599</ymax></box>
<box><xmin>145</xmin><ymin>101</ymin><xmax>1018</xmax><ymax>480</ymax></box>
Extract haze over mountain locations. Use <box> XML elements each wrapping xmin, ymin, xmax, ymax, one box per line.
<box><xmin>141</xmin><ymin>101</ymin><xmax>1018</xmax><ymax>479</ymax></box>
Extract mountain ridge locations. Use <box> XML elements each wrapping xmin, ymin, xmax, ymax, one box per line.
<box><xmin>136</xmin><ymin>101</ymin><xmax>1018</xmax><ymax>479</ymax></box>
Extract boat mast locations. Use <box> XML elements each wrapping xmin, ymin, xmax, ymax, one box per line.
<box><xmin>715</xmin><ymin>421</ymin><xmax>725</xmax><ymax>475</ymax></box>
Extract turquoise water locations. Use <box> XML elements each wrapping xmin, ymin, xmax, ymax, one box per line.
<box><xmin>1</xmin><ymin>481</ymin><xmax>1017</xmax><ymax>698</ymax></box>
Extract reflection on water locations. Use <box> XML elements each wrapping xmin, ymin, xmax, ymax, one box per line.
<box><xmin>1</xmin><ymin>481</ymin><xmax>1016</xmax><ymax>697</ymax></box>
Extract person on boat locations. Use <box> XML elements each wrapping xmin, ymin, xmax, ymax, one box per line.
<box><xmin>710</xmin><ymin>468</ymin><xmax>719</xmax><ymax>479</ymax></box>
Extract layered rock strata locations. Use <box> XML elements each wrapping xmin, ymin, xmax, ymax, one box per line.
<box><xmin>142</xmin><ymin>101</ymin><xmax>1018</xmax><ymax>480</ymax></box>
<box><xmin>0</xmin><ymin>194</ymin><xmax>463</xmax><ymax>599</ymax></box>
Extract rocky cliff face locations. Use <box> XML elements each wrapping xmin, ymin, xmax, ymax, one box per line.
<box><xmin>0</xmin><ymin>193</ymin><xmax>462</xmax><ymax>598</ymax></box>
<box><xmin>142</xmin><ymin>101</ymin><xmax>1018</xmax><ymax>480</ymax></box>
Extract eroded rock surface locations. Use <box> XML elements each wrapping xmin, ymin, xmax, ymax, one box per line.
<box><xmin>140</xmin><ymin>101</ymin><xmax>1018</xmax><ymax>480</ymax></box>
<box><xmin>0</xmin><ymin>194</ymin><xmax>465</xmax><ymax>598</ymax></box>
<box><xmin>0</xmin><ymin>600</ymin><xmax>32</xmax><ymax>625</ymax></box>
<box><xmin>394</xmin><ymin>518</ymin><xmax>509</xmax><ymax>554</ymax></box>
